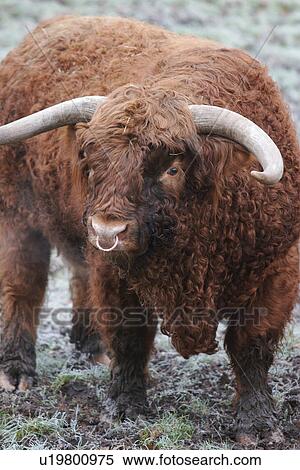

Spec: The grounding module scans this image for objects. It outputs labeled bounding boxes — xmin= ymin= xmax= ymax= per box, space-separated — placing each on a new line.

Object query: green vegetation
xmin=139 ymin=412 xmax=195 ymax=449
xmin=52 ymin=366 xmax=110 ymax=393
xmin=0 ymin=411 xmax=68 ymax=449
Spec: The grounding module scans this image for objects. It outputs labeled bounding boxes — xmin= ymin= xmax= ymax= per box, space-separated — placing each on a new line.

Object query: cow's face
xmin=84 ymin=143 xmax=193 ymax=257
xmin=74 ymin=86 xmax=198 ymax=258
xmin=88 ymin=149 xmax=192 ymax=255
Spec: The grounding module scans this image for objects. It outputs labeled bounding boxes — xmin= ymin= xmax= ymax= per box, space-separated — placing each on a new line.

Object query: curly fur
xmin=0 ymin=16 xmax=299 ymax=430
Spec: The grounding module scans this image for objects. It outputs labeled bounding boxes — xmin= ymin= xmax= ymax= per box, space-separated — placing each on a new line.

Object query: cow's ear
xmin=194 ymin=136 xmax=258 ymax=182
xmin=191 ymin=136 xmax=260 ymax=205
xmin=62 ymin=125 xmax=79 ymax=161
xmin=63 ymin=125 xmax=89 ymax=203
xmin=223 ymin=146 xmax=258 ymax=178
xmin=73 ymin=122 xmax=89 ymax=151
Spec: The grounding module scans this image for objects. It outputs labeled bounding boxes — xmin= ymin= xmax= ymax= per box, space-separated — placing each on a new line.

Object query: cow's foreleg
xmin=90 ymin=261 xmax=157 ymax=418
xmin=225 ymin=246 xmax=298 ymax=445
xmin=225 ymin=326 xmax=279 ymax=445
xmin=0 ymin=229 xmax=50 ymax=391
xmin=107 ymin=294 xmax=157 ymax=419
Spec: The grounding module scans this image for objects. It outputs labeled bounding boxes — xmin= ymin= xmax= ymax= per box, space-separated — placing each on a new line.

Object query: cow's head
xmin=0 ymin=85 xmax=284 ymax=259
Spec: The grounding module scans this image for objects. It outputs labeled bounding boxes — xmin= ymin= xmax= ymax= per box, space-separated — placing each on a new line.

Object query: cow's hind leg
xmin=0 ymin=228 xmax=50 ymax=391
xmin=70 ymin=269 xmax=109 ymax=364
xmin=225 ymin=246 xmax=299 ymax=445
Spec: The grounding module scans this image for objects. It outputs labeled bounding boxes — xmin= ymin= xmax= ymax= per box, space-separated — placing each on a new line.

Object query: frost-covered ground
xmin=0 ymin=0 xmax=299 ymax=450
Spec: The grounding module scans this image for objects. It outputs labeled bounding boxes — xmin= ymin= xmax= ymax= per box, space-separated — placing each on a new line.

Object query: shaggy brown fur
xmin=0 ymin=16 xmax=299 ymax=441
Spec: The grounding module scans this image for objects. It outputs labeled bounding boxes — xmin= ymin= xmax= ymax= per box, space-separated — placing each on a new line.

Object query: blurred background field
xmin=0 ymin=0 xmax=300 ymax=130
xmin=0 ymin=0 xmax=299 ymax=450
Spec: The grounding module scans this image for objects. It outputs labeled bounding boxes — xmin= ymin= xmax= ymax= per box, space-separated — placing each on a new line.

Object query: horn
xmin=0 ymin=96 xmax=283 ymax=185
xmin=189 ymin=104 xmax=283 ymax=185
xmin=0 ymin=96 xmax=106 ymax=145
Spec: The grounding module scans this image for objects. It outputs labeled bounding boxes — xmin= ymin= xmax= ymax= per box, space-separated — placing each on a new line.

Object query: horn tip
xmin=251 ymin=170 xmax=282 ymax=185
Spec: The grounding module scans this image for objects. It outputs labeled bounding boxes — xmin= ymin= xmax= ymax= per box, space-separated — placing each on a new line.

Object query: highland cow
xmin=0 ymin=16 xmax=299 ymax=444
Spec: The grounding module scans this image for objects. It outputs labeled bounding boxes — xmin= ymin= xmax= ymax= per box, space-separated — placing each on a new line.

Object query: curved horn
xmin=0 ymin=96 xmax=106 ymax=145
xmin=189 ymin=104 xmax=283 ymax=185
xmin=0 ymin=96 xmax=283 ymax=185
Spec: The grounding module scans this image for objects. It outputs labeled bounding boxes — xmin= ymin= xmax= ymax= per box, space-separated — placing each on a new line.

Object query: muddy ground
xmin=0 ymin=0 xmax=299 ymax=450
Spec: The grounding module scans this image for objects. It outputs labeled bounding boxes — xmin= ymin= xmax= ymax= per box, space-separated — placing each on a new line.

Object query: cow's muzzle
xmin=88 ymin=214 xmax=141 ymax=253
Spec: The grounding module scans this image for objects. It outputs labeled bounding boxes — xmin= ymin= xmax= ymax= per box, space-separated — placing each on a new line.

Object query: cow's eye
xmin=79 ymin=149 xmax=87 ymax=160
xmin=88 ymin=168 xmax=94 ymax=179
xmin=166 ymin=167 xmax=178 ymax=176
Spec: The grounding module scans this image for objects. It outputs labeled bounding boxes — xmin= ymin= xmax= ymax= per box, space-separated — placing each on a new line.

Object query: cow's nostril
xmin=91 ymin=216 xmax=130 ymax=250
xmin=117 ymin=223 xmax=128 ymax=238
xmin=89 ymin=215 xmax=142 ymax=253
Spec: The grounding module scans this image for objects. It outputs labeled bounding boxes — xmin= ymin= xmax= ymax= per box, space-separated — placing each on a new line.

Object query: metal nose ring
xmin=96 ymin=236 xmax=119 ymax=252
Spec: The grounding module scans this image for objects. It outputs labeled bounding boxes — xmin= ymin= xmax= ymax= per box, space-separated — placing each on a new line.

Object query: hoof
xmin=70 ymin=326 xmax=107 ymax=358
xmin=236 ymin=427 xmax=284 ymax=447
xmin=0 ymin=370 xmax=35 ymax=392
xmin=235 ymin=391 xmax=278 ymax=446
xmin=264 ymin=428 xmax=285 ymax=445
xmin=89 ymin=352 xmax=111 ymax=366
xmin=236 ymin=432 xmax=258 ymax=447
xmin=108 ymin=393 xmax=148 ymax=421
